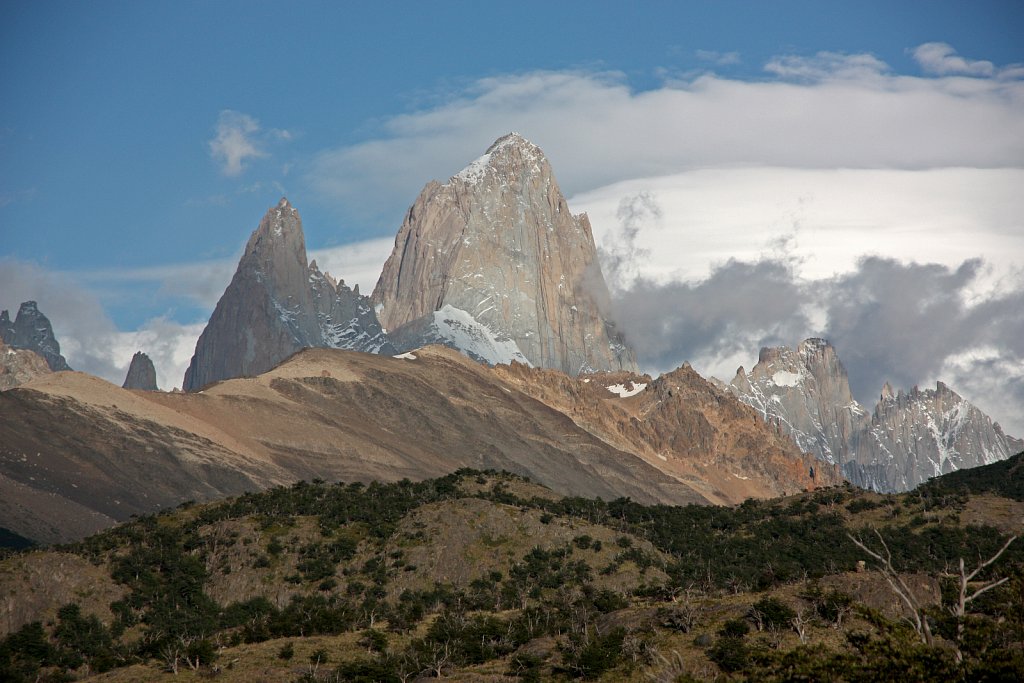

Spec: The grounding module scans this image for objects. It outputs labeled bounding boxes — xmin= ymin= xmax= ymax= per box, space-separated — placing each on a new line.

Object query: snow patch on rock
xmin=771 ymin=370 xmax=802 ymax=387
xmin=606 ymin=382 xmax=647 ymax=398
xmin=431 ymin=305 xmax=531 ymax=367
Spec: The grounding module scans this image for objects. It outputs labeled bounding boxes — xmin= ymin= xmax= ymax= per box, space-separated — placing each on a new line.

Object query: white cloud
xmin=912 ymin=42 xmax=995 ymax=77
xmin=208 ymin=110 xmax=292 ymax=177
xmin=309 ymin=237 xmax=395 ymax=294
xmin=104 ymin=318 xmax=207 ymax=391
xmin=764 ymin=51 xmax=890 ymax=81
xmin=307 ymin=57 xmax=1024 ymax=225
xmin=209 ymin=110 xmax=265 ymax=176
xmin=77 ymin=258 xmax=237 ymax=310
xmin=572 ymin=167 xmax=1024 ymax=287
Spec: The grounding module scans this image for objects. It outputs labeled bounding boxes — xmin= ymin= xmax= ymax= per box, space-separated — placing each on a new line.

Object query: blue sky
xmin=2 ymin=1 xmax=1023 ymax=433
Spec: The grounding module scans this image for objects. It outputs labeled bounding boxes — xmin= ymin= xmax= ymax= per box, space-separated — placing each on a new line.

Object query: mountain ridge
xmin=182 ymin=198 xmax=393 ymax=391
xmin=726 ymin=337 xmax=1020 ymax=492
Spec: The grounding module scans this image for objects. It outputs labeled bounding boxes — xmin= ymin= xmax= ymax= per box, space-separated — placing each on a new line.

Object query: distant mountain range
xmin=724 ymin=338 xmax=1022 ymax=492
xmin=1 ymin=134 xmax=1018 ymax=544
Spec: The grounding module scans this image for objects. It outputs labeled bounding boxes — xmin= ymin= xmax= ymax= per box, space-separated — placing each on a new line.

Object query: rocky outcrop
xmin=0 ymin=301 xmax=70 ymax=371
xmin=122 ymin=351 xmax=158 ymax=390
xmin=0 ymin=340 xmax=52 ymax=391
xmin=372 ymin=133 xmax=636 ymax=375
xmin=848 ymin=382 xmax=1022 ymax=492
xmin=727 ymin=338 xmax=1020 ymax=492
xmin=728 ymin=339 xmax=868 ymax=466
xmin=182 ymin=198 xmax=394 ymax=391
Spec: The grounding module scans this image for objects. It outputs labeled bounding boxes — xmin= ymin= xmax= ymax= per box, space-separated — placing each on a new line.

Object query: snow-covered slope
xmin=387 ymin=304 xmax=532 ymax=367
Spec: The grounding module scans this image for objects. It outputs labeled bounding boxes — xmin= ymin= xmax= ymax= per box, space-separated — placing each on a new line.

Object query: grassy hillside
xmin=1 ymin=468 xmax=1022 ymax=681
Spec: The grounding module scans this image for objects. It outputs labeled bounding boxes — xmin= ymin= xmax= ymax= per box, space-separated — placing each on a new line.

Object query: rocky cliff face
xmin=0 ymin=340 xmax=52 ymax=391
xmin=727 ymin=338 xmax=1020 ymax=492
xmin=372 ymin=133 xmax=636 ymax=375
xmin=183 ymin=198 xmax=394 ymax=391
xmin=0 ymin=301 xmax=71 ymax=372
xmin=849 ymin=382 xmax=1023 ymax=492
xmin=728 ymin=339 xmax=868 ymax=466
xmin=122 ymin=351 xmax=158 ymax=390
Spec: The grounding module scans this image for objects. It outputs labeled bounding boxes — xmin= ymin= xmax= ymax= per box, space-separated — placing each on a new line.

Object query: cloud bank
xmin=597 ymin=199 xmax=1024 ymax=437
xmin=308 ymin=48 xmax=1024 ymax=227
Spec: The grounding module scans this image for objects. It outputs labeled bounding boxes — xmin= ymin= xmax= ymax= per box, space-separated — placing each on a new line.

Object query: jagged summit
xmin=182 ymin=199 xmax=393 ymax=391
xmin=122 ymin=351 xmax=158 ymax=391
xmin=729 ymin=338 xmax=863 ymax=466
xmin=0 ymin=301 xmax=70 ymax=372
xmin=852 ymin=379 xmax=1022 ymax=491
xmin=727 ymin=337 xmax=1020 ymax=492
xmin=373 ymin=134 xmax=637 ymax=375
xmin=450 ymin=132 xmax=545 ymax=186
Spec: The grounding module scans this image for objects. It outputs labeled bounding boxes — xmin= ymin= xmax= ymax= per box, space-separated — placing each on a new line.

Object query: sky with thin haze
xmin=1 ymin=1 xmax=1023 ymax=434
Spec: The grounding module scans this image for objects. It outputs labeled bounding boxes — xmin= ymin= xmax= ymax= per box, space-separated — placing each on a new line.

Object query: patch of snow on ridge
xmin=771 ymin=370 xmax=802 ymax=387
xmin=431 ymin=305 xmax=531 ymax=367
xmin=606 ymin=382 xmax=647 ymax=398
xmin=453 ymin=153 xmax=492 ymax=185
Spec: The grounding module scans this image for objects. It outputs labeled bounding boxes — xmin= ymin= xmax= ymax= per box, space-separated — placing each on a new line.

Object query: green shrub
xmin=751 ymin=596 xmax=796 ymax=630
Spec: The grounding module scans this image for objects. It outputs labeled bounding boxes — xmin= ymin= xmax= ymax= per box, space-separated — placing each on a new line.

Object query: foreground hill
xmin=0 ymin=344 xmax=837 ymax=545
xmin=1 ymin=465 xmax=1021 ymax=681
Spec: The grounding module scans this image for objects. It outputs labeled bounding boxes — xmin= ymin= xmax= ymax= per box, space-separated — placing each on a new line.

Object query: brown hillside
xmin=1 ymin=346 xmax=708 ymax=543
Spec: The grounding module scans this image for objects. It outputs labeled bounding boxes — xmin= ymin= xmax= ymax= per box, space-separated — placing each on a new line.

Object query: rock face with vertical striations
xmin=182 ymin=198 xmax=394 ymax=391
xmin=122 ymin=351 xmax=158 ymax=390
xmin=727 ymin=338 xmax=1021 ymax=492
xmin=0 ymin=301 xmax=71 ymax=372
xmin=849 ymin=381 xmax=1023 ymax=492
xmin=727 ymin=339 xmax=868 ymax=467
xmin=372 ymin=133 xmax=636 ymax=375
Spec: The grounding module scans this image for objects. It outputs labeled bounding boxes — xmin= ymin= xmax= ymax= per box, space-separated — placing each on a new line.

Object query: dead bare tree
xmin=947 ymin=535 xmax=1017 ymax=663
xmin=847 ymin=529 xmax=934 ymax=645
xmin=428 ymin=640 xmax=454 ymax=679
xmin=791 ymin=607 xmax=811 ymax=644
xmin=160 ymin=642 xmax=181 ymax=674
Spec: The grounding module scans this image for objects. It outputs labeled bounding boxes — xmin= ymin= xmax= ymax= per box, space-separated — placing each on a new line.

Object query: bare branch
xmin=965 ymin=535 xmax=1017 ymax=585
xmin=848 ymin=530 xmax=933 ymax=645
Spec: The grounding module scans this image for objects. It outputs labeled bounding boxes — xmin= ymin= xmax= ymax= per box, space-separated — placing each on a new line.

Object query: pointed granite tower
xmin=372 ymin=133 xmax=636 ymax=374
